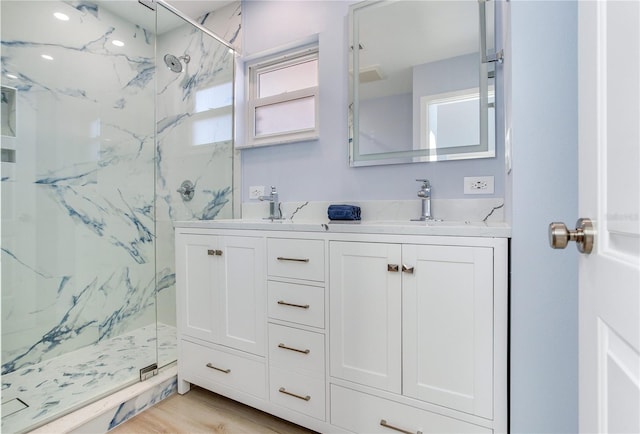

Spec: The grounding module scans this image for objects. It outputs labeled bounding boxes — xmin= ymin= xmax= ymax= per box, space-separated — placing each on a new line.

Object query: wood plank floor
xmin=109 ymin=386 xmax=318 ymax=434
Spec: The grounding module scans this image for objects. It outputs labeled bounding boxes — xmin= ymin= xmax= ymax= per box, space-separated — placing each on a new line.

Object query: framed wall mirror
xmin=348 ymin=0 xmax=497 ymax=166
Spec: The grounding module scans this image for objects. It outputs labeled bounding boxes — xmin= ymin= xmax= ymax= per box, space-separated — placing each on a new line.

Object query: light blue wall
xmin=509 ymin=1 xmax=579 ymax=432
xmin=240 ymin=0 xmax=504 ymax=203
xmin=360 ymin=93 xmax=412 ymax=154
xmin=240 ymin=1 xmax=580 ymax=432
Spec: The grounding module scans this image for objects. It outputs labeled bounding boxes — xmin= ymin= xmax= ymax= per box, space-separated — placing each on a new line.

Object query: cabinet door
xmin=216 ymin=236 xmax=266 ymax=356
xmin=175 ymin=232 xmax=219 ymax=342
xmin=402 ymin=244 xmax=494 ymax=419
xmin=330 ymin=241 xmax=402 ymax=393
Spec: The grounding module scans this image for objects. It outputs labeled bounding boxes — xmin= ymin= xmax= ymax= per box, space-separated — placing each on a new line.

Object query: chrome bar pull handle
xmin=277 ymin=300 xmax=310 ymax=309
xmin=402 ymin=264 xmax=414 ymax=274
xmin=206 ymin=363 xmax=230 ymax=374
xmin=278 ymin=343 xmax=310 ymax=354
xmin=277 ymin=256 xmax=310 ymax=263
xmin=380 ymin=419 xmax=423 ymax=434
xmin=388 ymin=264 xmax=399 ymax=272
xmin=278 ymin=387 xmax=310 ymax=401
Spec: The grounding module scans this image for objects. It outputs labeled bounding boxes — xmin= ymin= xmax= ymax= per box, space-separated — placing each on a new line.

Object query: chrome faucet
xmin=259 ymin=186 xmax=282 ymax=220
xmin=413 ymin=179 xmax=433 ymax=221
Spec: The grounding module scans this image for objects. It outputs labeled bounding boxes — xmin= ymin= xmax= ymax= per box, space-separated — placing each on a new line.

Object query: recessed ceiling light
xmin=53 ymin=12 xmax=69 ymax=21
xmin=41 ymin=54 xmax=54 ymax=60
xmin=112 ymin=40 xmax=125 ymax=47
xmin=6 ymin=73 xmax=17 ymax=79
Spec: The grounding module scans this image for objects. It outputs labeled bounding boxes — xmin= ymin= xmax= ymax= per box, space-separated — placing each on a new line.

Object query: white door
xmin=578 ymin=1 xmax=640 ymax=432
xmin=175 ymin=232 xmax=219 ymax=342
xmin=402 ymin=244 xmax=493 ymax=419
xmin=329 ymin=241 xmax=402 ymax=393
xmin=216 ymin=236 xmax=266 ymax=356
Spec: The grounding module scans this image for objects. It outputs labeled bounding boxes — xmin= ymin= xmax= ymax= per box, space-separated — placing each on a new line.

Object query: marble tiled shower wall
xmin=1 ymin=1 xmax=158 ymax=376
xmin=1 ymin=0 xmax=240 ymax=381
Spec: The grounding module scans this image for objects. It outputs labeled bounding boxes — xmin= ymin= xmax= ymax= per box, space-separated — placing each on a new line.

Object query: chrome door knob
xmin=549 ymin=218 xmax=595 ymax=254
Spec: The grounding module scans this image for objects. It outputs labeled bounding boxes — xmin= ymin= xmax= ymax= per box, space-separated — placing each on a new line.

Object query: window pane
xmin=258 ymin=60 xmax=318 ymax=98
xmin=192 ymin=114 xmax=233 ymax=146
xmin=428 ymin=96 xmax=479 ymax=149
xmin=195 ymin=82 xmax=233 ymax=113
xmin=255 ymin=96 xmax=315 ymax=136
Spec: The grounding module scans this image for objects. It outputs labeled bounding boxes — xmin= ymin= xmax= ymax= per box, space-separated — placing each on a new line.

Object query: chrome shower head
xmin=163 ymin=53 xmax=190 ymax=73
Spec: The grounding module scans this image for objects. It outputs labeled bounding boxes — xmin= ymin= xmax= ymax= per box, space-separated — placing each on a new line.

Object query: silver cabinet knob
xmin=549 ymin=218 xmax=595 ymax=254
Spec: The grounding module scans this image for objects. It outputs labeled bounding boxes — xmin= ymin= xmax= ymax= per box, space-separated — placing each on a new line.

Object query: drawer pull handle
xmin=206 ymin=363 xmax=230 ymax=374
xmin=388 ymin=264 xmax=399 ymax=272
xmin=207 ymin=249 xmax=223 ymax=256
xmin=277 ymin=256 xmax=310 ymax=263
xmin=380 ymin=419 xmax=423 ymax=434
xmin=402 ymin=264 xmax=414 ymax=274
xmin=277 ymin=300 xmax=310 ymax=309
xmin=278 ymin=343 xmax=310 ymax=354
xmin=278 ymin=387 xmax=310 ymax=401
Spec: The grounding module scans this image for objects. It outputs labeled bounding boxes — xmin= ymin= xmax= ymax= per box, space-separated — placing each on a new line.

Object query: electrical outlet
xmin=464 ymin=176 xmax=495 ymax=195
xmin=249 ymin=185 xmax=265 ymax=199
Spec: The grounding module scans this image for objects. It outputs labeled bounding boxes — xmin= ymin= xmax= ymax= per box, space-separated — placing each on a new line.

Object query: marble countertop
xmin=174 ymin=218 xmax=511 ymax=238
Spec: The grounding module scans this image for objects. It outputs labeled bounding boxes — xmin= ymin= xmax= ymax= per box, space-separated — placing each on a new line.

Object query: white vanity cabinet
xmin=329 ymin=236 xmax=507 ymax=433
xmin=175 ymin=222 xmax=508 ymax=434
xmin=330 ymin=241 xmax=494 ymax=413
xmin=175 ymin=230 xmax=266 ymax=398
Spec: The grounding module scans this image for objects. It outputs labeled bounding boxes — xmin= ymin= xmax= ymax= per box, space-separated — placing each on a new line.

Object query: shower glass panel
xmin=154 ymin=1 xmax=236 ymax=360
xmin=0 ymin=2 xmax=159 ymax=432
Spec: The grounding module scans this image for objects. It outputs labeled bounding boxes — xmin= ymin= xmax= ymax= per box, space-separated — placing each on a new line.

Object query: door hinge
xmin=483 ymin=49 xmax=504 ymax=64
xmin=140 ymin=363 xmax=158 ymax=381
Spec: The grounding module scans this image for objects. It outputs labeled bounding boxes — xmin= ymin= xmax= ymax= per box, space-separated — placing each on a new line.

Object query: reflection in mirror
xmin=349 ymin=0 xmax=497 ymax=166
xmin=1 ymin=86 xmax=16 ymax=137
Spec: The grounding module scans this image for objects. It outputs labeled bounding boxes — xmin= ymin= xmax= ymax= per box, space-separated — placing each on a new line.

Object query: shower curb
xmin=28 ymin=365 xmax=177 ymax=434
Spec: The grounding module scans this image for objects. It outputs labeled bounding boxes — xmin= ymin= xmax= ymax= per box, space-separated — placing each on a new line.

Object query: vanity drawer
xmin=331 ymin=385 xmax=491 ymax=434
xmin=180 ymin=339 xmax=266 ymax=399
xmin=268 ymin=280 xmax=324 ymax=328
xmin=270 ymin=366 xmax=326 ymax=420
xmin=267 ymin=238 xmax=324 ymax=282
xmin=268 ymin=323 xmax=325 ymax=377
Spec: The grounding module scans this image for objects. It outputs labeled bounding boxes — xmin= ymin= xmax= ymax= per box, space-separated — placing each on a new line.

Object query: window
xmin=419 ymin=88 xmax=495 ymax=153
xmin=246 ymin=46 xmax=319 ymax=147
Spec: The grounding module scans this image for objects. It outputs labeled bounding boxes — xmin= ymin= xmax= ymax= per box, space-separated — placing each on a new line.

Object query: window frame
xmin=245 ymin=46 xmax=319 ymax=148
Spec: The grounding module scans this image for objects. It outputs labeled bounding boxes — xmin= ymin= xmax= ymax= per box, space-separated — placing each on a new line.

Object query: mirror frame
xmin=348 ymin=0 xmax=496 ymax=167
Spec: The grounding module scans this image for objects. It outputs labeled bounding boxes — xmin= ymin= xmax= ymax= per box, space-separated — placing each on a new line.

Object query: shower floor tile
xmin=1 ymin=323 xmax=176 ymax=434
